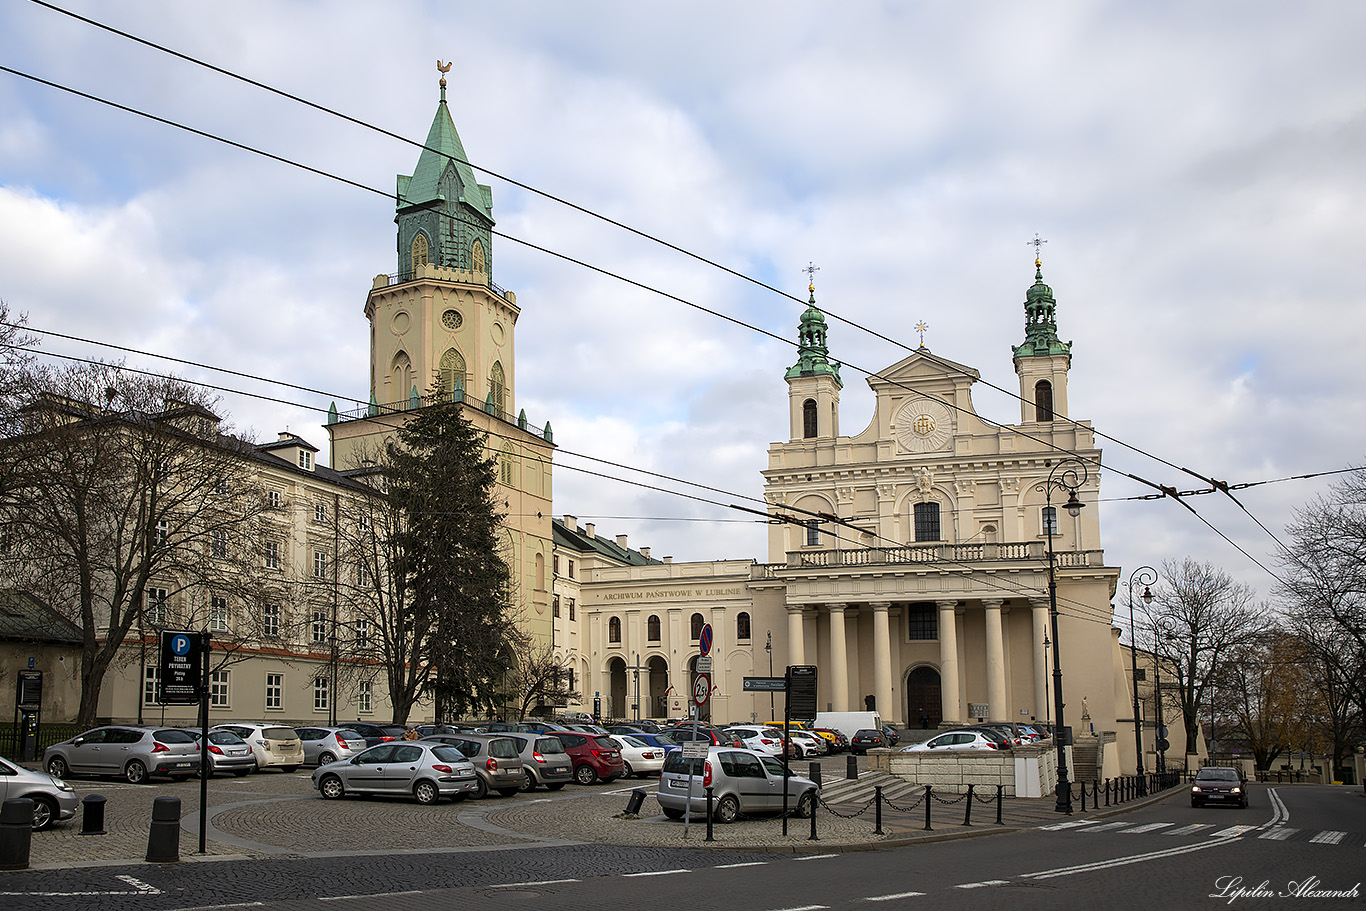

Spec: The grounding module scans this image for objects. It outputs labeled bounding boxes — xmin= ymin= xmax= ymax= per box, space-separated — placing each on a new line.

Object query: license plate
xmin=174 ymin=762 xmax=193 ymax=768
xmin=668 ymin=778 xmax=689 ymax=789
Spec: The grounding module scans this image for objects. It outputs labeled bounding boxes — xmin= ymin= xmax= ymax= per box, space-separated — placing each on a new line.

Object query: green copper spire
xmin=785 ymin=284 xmax=843 ymax=383
xmin=1011 ymin=257 xmax=1072 ymax=358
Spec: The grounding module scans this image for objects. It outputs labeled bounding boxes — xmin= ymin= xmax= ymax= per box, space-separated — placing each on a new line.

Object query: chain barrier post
xmin=1079 ymin=780 xmax=1087 ymax=812
xmin=874 ymin=785 xmax=884 ymax=835
xmin=995 ymin=784 xmax=1003 ymax=824
xmin=704 ymin=787 xmax=714 ymax=843
xmin=923 ymin=785 xmax=933 ymax=831
xmin=963 ymin=784 xmax=974 ymax=826
xmin=809 ymin=791 xmax=818 ymax=841
xmin=1094 ymin=779 xmax=1100 ymax=805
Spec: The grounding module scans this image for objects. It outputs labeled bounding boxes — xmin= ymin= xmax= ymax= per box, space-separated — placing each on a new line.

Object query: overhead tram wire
xmin=19 ymin=1 xmax=1290 ymax=521
xmin=0 ymin=336 xmax=1118 ymax=625
xmin=0 ymin=63 xmax=1287 ymax=584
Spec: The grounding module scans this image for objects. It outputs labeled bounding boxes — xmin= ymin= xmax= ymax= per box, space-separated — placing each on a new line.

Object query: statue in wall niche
xmin=1081 ymin=696 xmax=1090 ymax=721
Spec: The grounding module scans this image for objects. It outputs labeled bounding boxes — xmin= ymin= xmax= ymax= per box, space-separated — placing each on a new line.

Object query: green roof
xmin=399 ymin=85 xmax=493 ymax=221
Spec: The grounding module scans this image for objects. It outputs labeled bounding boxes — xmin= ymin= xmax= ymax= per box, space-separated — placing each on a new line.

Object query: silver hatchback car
xmin=312 ymin=741 xmax=479 ymax=804
xmin=656 ymin=746 xmax=818 ymax=823
xmin=0 ymin=755 xmax=78 ymax=829
xmin=295 ymin=726 xmax=368 ymax=766
xmin=504 ymin=732 xmax=573 ymax=791
xmin=44 ymin=725 xmax=201 ymax=784
xmin=420 ymin=734 xmax=524 ymax=798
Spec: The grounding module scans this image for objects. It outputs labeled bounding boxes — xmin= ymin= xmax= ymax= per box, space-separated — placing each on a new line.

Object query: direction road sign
xmin=742 ymin=677 xmax=787 ymax=692
xmin=699 ymin=623 xmax=713 ymax=657
xmin=696 ymin=656 xmax=713 ymax=674
xmin=693 ymin=673 xmax=711 ymax=706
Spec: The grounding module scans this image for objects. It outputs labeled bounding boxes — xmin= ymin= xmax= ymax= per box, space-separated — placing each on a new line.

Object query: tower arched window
xmin=608 ymin=617 xmax=621 ymax=643
xmin=647 ymin=615 xmax=661 ymax=642
xmin=802 ymin=398 xmax=818 ymax=438
xmin=489 ymin=361 xmax=507 ymax=415
xmin=471 ymin=239 xmax=486 ymax=275
xmin=410 ymin=233 xmax=429 ymax=273
xmin=1034 ymin=380 xmax=1054 ymax=422
xmin=690 ymin=613 xmax=704 ymax=640
xmin=913 ymin=501 xmax=941 ymax=543
xmin=438 ymin=348 xmax=467 ymax=400
xmin=500 ymin=444 xmax=514 ymax=485
xmin=736 ymin=612 xmax=751 ymax=640
xmin=390 ymin=352 xmax=412 ymax=407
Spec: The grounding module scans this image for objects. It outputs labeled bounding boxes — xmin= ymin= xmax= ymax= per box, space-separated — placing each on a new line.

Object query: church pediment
xmin=867 ymin=349 xmax=979 ymax=393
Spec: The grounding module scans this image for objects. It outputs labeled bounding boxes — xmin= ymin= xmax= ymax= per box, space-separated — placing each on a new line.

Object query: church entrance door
xmin=906 ymin=666 xmax=942 ymax=730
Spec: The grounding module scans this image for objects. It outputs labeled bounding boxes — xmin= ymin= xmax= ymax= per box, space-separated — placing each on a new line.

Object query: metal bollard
xmin=923 ymin=785 xmax=933 ymax=831
xmin=1094 ymin=779 xmax=1101 ymax=804
xmin=0 ymin=799 xmax=34 ymax=871
xmin=704 ymin=787 xmax=714 ymax=843
xmin=1080 ymin=780 xmax=1087 ymax=812
xmin=808 ymin=761 xmax=822 ymax=788
xmin=624 ymin=788 xmax=646 ymax=815
xmin=808 ymin=790 xmax=818 ymax=841
xmin=80 ymin=794 xmax=107 ymax=836
xmin=874 ymin=785 xmax=884 ymax=835
xmin=995 ymin=784 xmax=1003 ymax=824
xmin=146 ymin=796 xmax=181 ymax=863
xmin=963 ymin=784 xmax=974 ymax=826
xmin=846 ymin=754 xmax=859 ymax=780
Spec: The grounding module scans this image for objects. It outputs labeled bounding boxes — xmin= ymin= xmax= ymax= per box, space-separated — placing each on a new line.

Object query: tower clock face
xmin=895 ymin=400 xmax=953 ymax=453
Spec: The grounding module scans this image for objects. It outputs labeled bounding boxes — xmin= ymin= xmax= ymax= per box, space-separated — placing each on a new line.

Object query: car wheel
xmin=622 ymin=761 xmax=635 ymax=778
xmin=519 ymin=770 xmax=537 ymax=792
xmin=546 ymin=783 xmax=566 ymax=791
xmin=713 ymin=794 xmax=740 ymax=824
xmin=574 ymin=764 xmax=598 ymax=785
xmin=414 ymin=779 xmax=439 ymax=805
xmin=497 ymin=788 xmax=520 ymax=798
xmin=474 ymin=776 xmax=489 ymax=799
xmin=318 ymin=752 xmax=336 ymax=766
xmin=124 ymin=760 xmax=148 ymax=784
xmin=663 ymin=807 xmax=684 ymax=820
xmin=796 ymin=790 xmax=816 ymax=819
xmin=46 ymin=756 xmax=68 ymax=779
xmin=319 ymin=774 xmax=345 ymax=800
xmin=31 ymin=796 xmax=57 ymax=831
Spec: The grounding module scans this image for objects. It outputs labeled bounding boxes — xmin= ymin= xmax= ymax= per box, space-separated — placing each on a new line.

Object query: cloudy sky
xmin=2 ymin=1 xmax=1363 ymax=611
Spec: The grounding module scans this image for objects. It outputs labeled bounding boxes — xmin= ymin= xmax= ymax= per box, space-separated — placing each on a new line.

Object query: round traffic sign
xmin=693 ymin=673 xmax=711 ymax=706
xmin=699 ymin=623 xmax=713 ymax=656
xmin=171 ymin=634 xmax=192 ymax=656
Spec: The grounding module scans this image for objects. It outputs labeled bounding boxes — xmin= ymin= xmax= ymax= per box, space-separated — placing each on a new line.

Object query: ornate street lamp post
xmin=1151 ymin=618 xmax=1175 ymax=775
xmin=1036 ymin=458 xmax=1088 ymax=814
xmin=765 ymin=631 xmax=774 ymax=720
xmin=1127 ymin=566 xmax=1157 ymax=790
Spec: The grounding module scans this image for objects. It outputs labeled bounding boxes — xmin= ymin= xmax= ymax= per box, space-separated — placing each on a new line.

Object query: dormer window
xmin=298 ymin=450 xmax=313 ymax=470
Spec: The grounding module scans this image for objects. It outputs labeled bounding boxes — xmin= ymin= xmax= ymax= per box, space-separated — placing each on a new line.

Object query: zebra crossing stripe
xmin=1041 ymin=820 xmax=1098 ymax=830
xmin=1309 ymin=830 xmax=1346 ymax=844
xmin=1163 ymin=824 xmax=1214 ymax=836
xmin=1209 ymin=825 xmax=1257 ymax=838
xmin=1258 ymin=828 xmax=1298 ymax=841
xmin=1083 ymin=822 xmax=1134 ymax=832
xmin=1122 ymin=823 xmax=1174 ymax=833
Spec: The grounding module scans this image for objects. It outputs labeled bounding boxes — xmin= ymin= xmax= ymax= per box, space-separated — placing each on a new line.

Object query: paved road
xmin=5 ymin=770 xmax=1361 ymax=910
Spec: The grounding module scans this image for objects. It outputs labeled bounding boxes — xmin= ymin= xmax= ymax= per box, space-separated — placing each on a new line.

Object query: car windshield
xmin=591 ymin=736 xmax=617 ymax=750
xmin=663 ymin=753 xmax=705 ymax=775
xmin=651 ymin=734 xmax=677 ymax=746
xmin=263 ymin=727 xmax=297 ymax=740
xmin=154 ymin=729 xmax=196 ymax=744
xmin=206 ymin=731 xmax=242 ymax=745
xmin=534 ymin=737 xmax=566 ymax=754
xmin=1197 ymin=768 xmax=1240 ymax=781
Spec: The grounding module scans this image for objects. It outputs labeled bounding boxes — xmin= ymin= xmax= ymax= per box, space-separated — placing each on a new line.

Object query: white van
xmin=813 ymin=711 xmax=882 ymax=742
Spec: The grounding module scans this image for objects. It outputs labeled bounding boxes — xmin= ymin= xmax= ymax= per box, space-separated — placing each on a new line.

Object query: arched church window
xmin=690 ymin=613 xmax=704 ymax=640
xmin=489 ymin=361 xmax=507 ymax=415
xmin=410 ymin=233 xmax=429 ymax=273
xmin=471 ymin=239 xmax=486 ymax=275
xmin=802 ymin=399 xmax=818 ymax=438
xmin=438 ymin=348 xmax=466 ymax=400
xmin=390 ymin=352 xmax=412 ymax=408
xmin=608 ymin=617 xmax=622 ymax=643
xmin=1034 ymin=380 xmax=1054 ymax=422
xmin=647 ymin=615 xmax=661 ymax=642
xmin=501 ymin=444 xmax=514 ymax=485
xmin=736 ymin=612 xmax=751 ymax=640
xmin=913 ymin=501 xmax=941 ymax=543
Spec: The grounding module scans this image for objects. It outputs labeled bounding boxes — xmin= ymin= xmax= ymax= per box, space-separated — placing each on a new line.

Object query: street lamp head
xmin=1142 ymin=585 xmax=1153 ymax=605
xmin=1064 ymin=490 xmax=1084 ymax=517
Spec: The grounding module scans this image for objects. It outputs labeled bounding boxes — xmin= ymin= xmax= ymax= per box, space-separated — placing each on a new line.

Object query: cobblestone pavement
xmin=9 ymin=757 xmax=1184 ymax=869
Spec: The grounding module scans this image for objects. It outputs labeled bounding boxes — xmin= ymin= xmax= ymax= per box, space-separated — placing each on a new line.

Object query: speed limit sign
xmin=693 ymin=673 xmax=711 ymax=707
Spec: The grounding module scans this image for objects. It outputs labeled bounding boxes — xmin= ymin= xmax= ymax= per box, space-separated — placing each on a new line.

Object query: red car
xmin=550 ymin=732 xmax=624 ymax=785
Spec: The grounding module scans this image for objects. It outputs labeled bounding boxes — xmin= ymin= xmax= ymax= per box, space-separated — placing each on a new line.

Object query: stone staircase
xmin=1071 ymin=739 xmax=1101 ymax=783
xmin=817 ymin=769 xmax=924 ymax=807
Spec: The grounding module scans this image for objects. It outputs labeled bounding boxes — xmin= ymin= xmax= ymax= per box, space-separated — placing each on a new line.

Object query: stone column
xmin=1032 ymin=600 xmax=1050 ymax=725
xmin=871 ymin=602 xmax=893 ymax=720
xmin=983 ymin=599 xmax=1007 ymax=722
xmin=828 ymin=603 xmax=849 ymax=712
xmin=937 ymin=600 xmax=961 ymax=725
xmin=787 ymin=605 xmax=805 ymax=666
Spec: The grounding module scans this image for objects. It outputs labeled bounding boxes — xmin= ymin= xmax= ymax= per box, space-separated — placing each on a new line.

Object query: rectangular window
xmin=262 ymin=603 xmax=281 ymax=639
xmin=358 ymin=513 xmax=371 ymax=533
xmin=553 ymin=595 xmax=561 ymax=618
xmin=210 ymin=670 xmax=230 ymax=708
xmin=312 ymin=610 xmax=329 ymax=645
xmin=357 ymin=681 xmax=373 ymax=715
xmin=210 ymin=528 xmax=228 ymax=559
xmin=568 ymin=559 xmax=575 ymax=579
xmin=1042 ymin=505 xmax=1058 ymax=536
xmin=209 ymin=596 xmax=229 ymax=632
xmin=553 ymin=555 xmax=560 ymax=575
xmin=155 ymin=519 xmax=169 ymax=547
xmin=143 ymin=665 xmax=163 ymax=706
xmin=907 ymin=603 xmax=938 ymax=640
xmin=145 ymin=587 xmax=168 ymax=626
xmin=264 ymin=539 xmax=280 ymax=570
xmin=913 ymin=501 xmax=941 ymax=542
xmin=265 ymin=673 xmax=283 ymax=711
xmin=568 ymin=598 xmax=576 ymax=621
xmin=298 ymin=450 xmax=313 ymax=470
xmin=0 ymin=525 xmax=11 ymax=555
xmin=267 ymin=489 xmax=281 ymax=508
xmin=214 ymin=478 xmax=230 ymax=496
xmin=354 ymin=617 xmax=370 ymax=648
xmin=314 ymin=676 xmax=330 ymax=712
xmin=356 ymin=561 xmax=370 ymax=587
xmin=314 ymin=503 xmax=327 ymax=524
xmin=805 ymin=519 xmax=821 ymax=547
xmin=313 ymin=550 xmax=328 ymax=579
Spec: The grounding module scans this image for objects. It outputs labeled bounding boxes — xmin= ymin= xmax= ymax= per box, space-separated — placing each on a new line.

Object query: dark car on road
xmin=1190 ymin=766 xmax=1249 ymax=808
xmin=850 ymin=728 xmax=887 ymax=755
xmin=344 ymin=722 xmax=406 ymax=748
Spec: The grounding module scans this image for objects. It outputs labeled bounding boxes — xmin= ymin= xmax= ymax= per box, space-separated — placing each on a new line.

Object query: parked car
xmin=549 ymin=731 xmax=624 ymax=785
xmin=312 ymin=741 xmax=479 ymax=804
xmin=850 ymin=729 xmax=888 ymax=755
xmin=517 ymin=721 xmax=573 ymax=734
xmin=343 ymin=722 xmax=406 ymax=748
xmin=881 ymin=725 xmax=901 ymax=746
xmin=901 ymin=729 xmax=1006 ymax=752
xmin=186 ymin=728 xmax=255 ymax=776
xmin=44 ymin=725 xmax=201 ymax=784
xmin=723 ymin=726 xmax=785 ymax=757
xmin=0 ymin=755 xmax=78 ymax=830
xmin=609 ymin=734 xmax=667 ymax=777
xmin=294 ymin=727 xmax=369 ymax=766
xmin=956 ymin=727 xmax=1013 ymax=750
xmin=1190 ymin=766 xmax=1249 ymax=808
xmin=421 ymin=734 xmax=525 ymax=798
xmin=632 ymin=732 xmax=680 ymax=756
xmin=789 ymin=730 xmax=828 ymax=757
xmin=811 ymin=728 xmax=849 ymax=753
xmin=211 ymin=723 xmax=304 ymax=772
xmin=505 ymin=732 xmax=573 ymax=791
xmin=656 ymin=747 xmax=819 ymax=823
xmin=667 ymin=727 xmax=745 ymax=748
